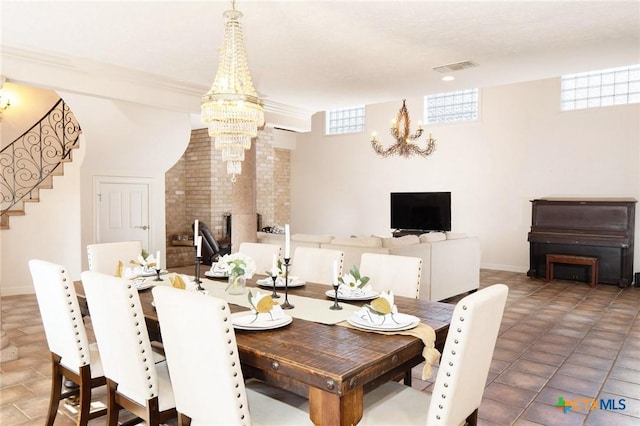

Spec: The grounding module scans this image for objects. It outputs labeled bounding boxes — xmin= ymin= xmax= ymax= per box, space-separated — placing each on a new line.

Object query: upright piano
xmin=528 ymin=198 xmax=636 ymax=287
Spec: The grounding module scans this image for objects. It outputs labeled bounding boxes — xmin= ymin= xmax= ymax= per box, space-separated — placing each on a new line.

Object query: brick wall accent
xmin=165 ymin=127 xmax=290 ymax=267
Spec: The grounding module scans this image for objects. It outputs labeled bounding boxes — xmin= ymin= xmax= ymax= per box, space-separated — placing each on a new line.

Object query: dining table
xmin=75 ymin=265 xmax=454 ymax=426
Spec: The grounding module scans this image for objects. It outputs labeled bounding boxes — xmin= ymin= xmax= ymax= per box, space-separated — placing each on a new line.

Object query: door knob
xmin=135 ymin=225 xmax=149 ymax=230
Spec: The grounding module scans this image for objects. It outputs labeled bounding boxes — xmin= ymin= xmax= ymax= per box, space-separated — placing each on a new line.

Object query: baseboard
xmin=0 ymin=286 xmax=35 ymax=297
xmin=481 ymin=263 xmax=528 ymax=273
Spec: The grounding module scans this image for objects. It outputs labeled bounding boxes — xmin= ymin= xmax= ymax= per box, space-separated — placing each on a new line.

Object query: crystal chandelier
xmin=201 ymin=0 xmax=264 ymax=182
xmin=371 ymin=100 xmax=436 ymax=158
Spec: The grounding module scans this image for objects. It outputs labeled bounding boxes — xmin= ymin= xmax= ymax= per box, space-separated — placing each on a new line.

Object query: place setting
xmin=325 ymin=265 xmax=379 ymax=301
xmin=346 ymin=291 xmax=420 ymax=332
xmin=231 ymin=289 xmax=292 ymax=331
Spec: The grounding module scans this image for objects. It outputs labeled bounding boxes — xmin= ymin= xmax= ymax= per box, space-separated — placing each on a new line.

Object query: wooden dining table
xmin=76 ymin=266 xmax=454 ymax=426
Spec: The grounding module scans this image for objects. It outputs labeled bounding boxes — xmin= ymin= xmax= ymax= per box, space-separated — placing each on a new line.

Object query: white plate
xmin=204 ymin=270 xmax=228 ymax=278
xmin=134 ymin=269 xmax=167 ymax=278
xmin=347 ymin=312 xmax=420 ymax=332
xmin=133 ymin=280 xmax=154 ymax=291
xmin=325 ymin=289 xmax=379 ymax=301
xmin=256 ymin=277 xmax=305 ymax=288
xmin=231 ymin=312 xmax=293 ymax=330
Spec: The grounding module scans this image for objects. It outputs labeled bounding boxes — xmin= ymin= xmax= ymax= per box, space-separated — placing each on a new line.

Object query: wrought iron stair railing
xmin=0 ymin=99 xmax=81 ymax=227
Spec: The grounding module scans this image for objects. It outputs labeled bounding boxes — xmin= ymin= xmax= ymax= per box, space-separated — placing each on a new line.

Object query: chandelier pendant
xmin=371 ymin=99 xmax=436 ymax=158
xmin=201 ymin=0 xmax=264 ymax=182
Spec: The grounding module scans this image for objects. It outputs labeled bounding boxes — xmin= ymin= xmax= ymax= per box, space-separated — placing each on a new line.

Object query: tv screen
xmin=390 ymin=192 xmax=451 ymax=232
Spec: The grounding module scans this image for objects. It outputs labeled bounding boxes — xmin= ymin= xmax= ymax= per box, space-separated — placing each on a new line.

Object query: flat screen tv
xmin=390 ymin=192 xmax=451 ymax=232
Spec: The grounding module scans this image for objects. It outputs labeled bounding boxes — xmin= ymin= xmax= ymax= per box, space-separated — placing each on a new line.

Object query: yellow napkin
xmin=115 ymin=260 xmax=123 ymax=278
xmin=170 ymin=274 xmax=186 ymax=289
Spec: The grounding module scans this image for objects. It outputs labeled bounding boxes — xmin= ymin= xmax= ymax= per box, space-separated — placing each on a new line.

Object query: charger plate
xmin=231 ymin=312 xmax=293 ymax=330
xmin=347 ymin=312 xmax=419 ymax=332
xmin=325 ymin=289 xmax=379 ymax=301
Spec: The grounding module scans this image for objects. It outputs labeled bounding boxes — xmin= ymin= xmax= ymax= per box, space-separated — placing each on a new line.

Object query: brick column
xmin=231 ymin=141 xmax=257 ymax=251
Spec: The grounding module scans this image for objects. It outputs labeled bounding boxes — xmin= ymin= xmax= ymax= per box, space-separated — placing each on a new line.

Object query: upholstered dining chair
xmin=86 ymin=241 xmax=142 ymax=275
xmin=28 ymin=259 xmax=107 ymax=426
xmin=359 ymin=284 xmax=509 ymax=426
xmin=238 ymin=242 xmax=281 ymax=275
xmin=80 ymin=271 xmax=176 ymax=426
xmin=152 ymin=286 xmax=310 ymax=425
xmin=290 ymin=247 xmax=344 ymax=285
xmin=359 ymin=252 xmax=423 ymax=298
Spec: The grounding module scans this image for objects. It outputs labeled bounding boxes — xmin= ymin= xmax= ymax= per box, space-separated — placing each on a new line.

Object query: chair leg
xmin=178 ymin=412 xmax=192 ymax=426
xmin=76 ymin=365 xmax=92 ymax=426
xmin=46 ymin=354 xmax=64 ymax=426
xmin=106 ymin=379 xmax=121 ymax=426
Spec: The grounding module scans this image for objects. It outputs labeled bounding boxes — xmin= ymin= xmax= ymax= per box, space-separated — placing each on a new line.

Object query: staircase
xmin=0 ymin=99 xmax=81 ymax=230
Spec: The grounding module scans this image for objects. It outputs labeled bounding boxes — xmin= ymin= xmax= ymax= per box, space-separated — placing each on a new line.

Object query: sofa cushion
xmin=292 ymin=233 xmax=334 ymax=244
xmin=382 ymin=234 xmax=420 ymax=248
xmin=419 ymin=232 xmax=446 ymax=243
xmin=329 ymin=237 xmax=383 ymax=248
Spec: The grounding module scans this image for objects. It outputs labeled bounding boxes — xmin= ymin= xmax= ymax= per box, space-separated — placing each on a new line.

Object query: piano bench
xmin=545 ymin=254 xmax=599 ymax=287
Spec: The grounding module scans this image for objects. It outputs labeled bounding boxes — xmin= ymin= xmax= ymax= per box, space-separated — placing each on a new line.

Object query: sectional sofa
xmin=256 ymin=231 xmax=480 ymax=302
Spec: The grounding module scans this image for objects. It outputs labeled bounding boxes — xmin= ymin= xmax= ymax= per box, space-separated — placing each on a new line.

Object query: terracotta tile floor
xmin=1 ymin=270 xmax=639 ymax=425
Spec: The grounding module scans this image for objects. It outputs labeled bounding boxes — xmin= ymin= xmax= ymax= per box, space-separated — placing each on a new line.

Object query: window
xmin=424 ymin=88 xmax=479 ymax=124
xmin=561 ymin=64 xmax=640 ymax=110
xmin=325 ymin=106 xmax=365 ymax=135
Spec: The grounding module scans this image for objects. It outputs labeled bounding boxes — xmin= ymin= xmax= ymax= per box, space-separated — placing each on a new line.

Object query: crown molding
xmin=1 ymin=45 xmax=312 ymax=130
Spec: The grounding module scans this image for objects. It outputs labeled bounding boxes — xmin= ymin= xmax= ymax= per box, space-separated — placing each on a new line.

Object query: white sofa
xmin=257 ymin=231 xmax=480 ymax=302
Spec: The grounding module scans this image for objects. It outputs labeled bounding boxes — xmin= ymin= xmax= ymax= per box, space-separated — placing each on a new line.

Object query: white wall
xmin=291 ymin=78 xmax=640 ymax=273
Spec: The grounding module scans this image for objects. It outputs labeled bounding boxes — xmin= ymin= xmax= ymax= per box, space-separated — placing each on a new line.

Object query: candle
xmin=333 ymin=260 xmax=338 ymax=286
xmin=284 ymin=224 xmax=291 ymax=258
xmin=156 ymin=251 xmax=161 ymax=270
xmin=194 ymin=219 xmax=199 ymax=245
xmin=196 ymin=236 xmax=202 ymax=257
xmin=271 ymin=253 xmax=278 ymax=276
xmin=371 ymin=131 xmax=377 ymax=141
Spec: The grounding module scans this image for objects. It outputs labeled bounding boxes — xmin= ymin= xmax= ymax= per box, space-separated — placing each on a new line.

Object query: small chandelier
xmin=371 ymin=100 xmax=436 ymax=158
xmin=201 ymin=0 xmax=264 ymax=182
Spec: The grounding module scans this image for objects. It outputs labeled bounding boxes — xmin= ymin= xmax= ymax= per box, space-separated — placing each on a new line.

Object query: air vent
xmin=432 ymin=61 xmax=478 ymax=73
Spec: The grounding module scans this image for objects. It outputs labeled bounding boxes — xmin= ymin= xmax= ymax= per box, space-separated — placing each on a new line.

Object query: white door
xmin=95 ymin=177 xmax=150 ymax=249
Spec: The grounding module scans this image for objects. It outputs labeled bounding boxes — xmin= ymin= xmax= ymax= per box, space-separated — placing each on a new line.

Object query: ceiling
xmin=2 ymin=1 xmax=639 ymax=118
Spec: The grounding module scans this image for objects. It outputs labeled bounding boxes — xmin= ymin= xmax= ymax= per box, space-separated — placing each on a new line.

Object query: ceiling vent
xmin=432 ymin=61 xmax=478 ymax=73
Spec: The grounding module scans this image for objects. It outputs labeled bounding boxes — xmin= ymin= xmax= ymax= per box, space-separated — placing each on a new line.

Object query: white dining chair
xmin=359 ymin=252 xmax=422 ymax=298
xmin=86 ymin=241 xmax=142 ymax=275
xmin=28 ymin=259 xmax=107 ymax=426
xmin=290 ymin=247 xmax=344 ymax=285
xmin=238 ymin=242 xmax=281 ymax=275
xmin=80 ymin=271 xmax=176 ymax=426
xmin=359 ymin=284 xmax=509 ymax=426
xmin=152 ymin=286 xmax=310 ymax=425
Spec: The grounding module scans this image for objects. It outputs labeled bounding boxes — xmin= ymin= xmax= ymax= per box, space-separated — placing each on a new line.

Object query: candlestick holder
xmin=194 ymin=256 xmax=204 ymax=291
xmin=281 ymin=258 xmax=294 ymax=309
xmin=153 ymin=267 xmax=162 ymax=282
xmin=270 ymin=273 xmax=280 ymax=298
xmin=330 ymin=280 xmax=342 ymax=310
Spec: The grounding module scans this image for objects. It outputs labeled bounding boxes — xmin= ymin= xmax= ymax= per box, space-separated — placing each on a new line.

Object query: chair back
xmin=428 ymin=284 xmax=509 ymax=425
xmin=291 ymin=247 xmax=344 ymax=285
xmin=152 ymin=286 xmax=252 ymax=425
xmin=81 ymin=271 xmax=158 ymax=406
xmin=238 ymin=242 xmax=281 ymax=275
xmin=86 ymin=241 xmax=142 ymax=275
xmin=359 ymin=253 xmax=422 ymax=298
xmin=28 ymin=259 xmax=91 ymax=372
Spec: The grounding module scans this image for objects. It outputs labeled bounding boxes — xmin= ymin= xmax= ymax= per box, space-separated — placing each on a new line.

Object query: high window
xmin=424 ymin=88 xmax=479 ymax=124
xmin=325 ymin=106 xmax=365 ymax=135
xmin=561 ymin=64 xmax=640 ymax=110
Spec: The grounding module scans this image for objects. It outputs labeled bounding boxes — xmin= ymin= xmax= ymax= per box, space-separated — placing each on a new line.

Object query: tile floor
xmin=1 ymin=270 xmax=639 ymax=425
